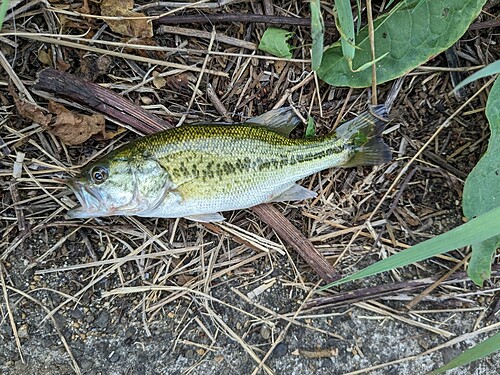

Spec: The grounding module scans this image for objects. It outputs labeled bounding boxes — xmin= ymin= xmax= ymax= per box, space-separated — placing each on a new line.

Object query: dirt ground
xmin=0 ymin=1 xmax=499 ymax=374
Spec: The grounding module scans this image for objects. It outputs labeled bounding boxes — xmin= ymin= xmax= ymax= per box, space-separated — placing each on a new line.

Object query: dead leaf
xmin=13 ymin=91 xmax=52 ymax=127
xmin=165 ymin=73 xmax=195 ymax=94
xmin=38 ymin=50 xmax=52 ymax=66
xmin=78 ymin=0 xmax=90 ymax=14
xmin=152 ymin=71 xmax=166 ymax=89
xmin=101 ymin=0 xmax=153 ymax=38
xmin=274 ymin=60 xmax=287 ymax=75
xmin=48 ymin=102 xmax=105 ymax=145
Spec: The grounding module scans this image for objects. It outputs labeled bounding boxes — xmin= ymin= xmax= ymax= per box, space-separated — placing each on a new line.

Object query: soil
xmin=0 ymin=1 xmax=499 ymax=375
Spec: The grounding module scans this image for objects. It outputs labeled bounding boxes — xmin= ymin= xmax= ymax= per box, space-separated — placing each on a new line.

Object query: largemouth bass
xmin=67 ymin=105 xmax=391 ymax=222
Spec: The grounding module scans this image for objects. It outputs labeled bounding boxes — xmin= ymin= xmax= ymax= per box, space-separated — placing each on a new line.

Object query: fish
xmin=66 ymin=105 xmax=391 ymax=222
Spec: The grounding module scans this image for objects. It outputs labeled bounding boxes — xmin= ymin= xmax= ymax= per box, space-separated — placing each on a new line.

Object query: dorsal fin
xmin=186 ymin=107 xmax=302 ymax=137
xmin=245 ymin=107 xmax=301 ymax=137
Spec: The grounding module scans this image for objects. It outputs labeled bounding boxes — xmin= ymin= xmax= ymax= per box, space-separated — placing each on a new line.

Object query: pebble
xmin=272 ymin=342 xmax=288 ymax=358
xmin=94 ymin=310 xmax=111 ymax=329
xmin=18 ymin=324 xmax=29 ymax=339
xmin=68 ymin=308 xmax=85 ymax=320
xmin=185 ymin=349 xmax=195 ymax=359
xmin=81 ymin=359 xmax=93 ymax=371
xmin=53 ymin=312 xmax=66 ymax=331
xmin=260 ymin=325 xmax=271 ymax=340
xmin=109 ymin=351 xmax=120 ymax=363
xmin=124 ymin=326 xmax=137 ymax=344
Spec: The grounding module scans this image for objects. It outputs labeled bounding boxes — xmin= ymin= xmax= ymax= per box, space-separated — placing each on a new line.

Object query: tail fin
xmin=337 ymin=105 xmax=392 ymax=167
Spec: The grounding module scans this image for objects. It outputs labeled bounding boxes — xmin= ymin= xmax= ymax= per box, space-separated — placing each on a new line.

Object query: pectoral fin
xmin=268 ymin=184 xmax=317 ymax=203
xmin=185 ymin=213 xmax=225 ymax=222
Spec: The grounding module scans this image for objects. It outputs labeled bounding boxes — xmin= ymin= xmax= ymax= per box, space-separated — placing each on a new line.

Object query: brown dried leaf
xmin=13 ymin=93 xmax=52 ymax=127
xmin=100 ymin=0 xmax=153 ymax=38
xmin=152 ymin=71 xmax=166 ymax=89
xmin=48 ymin=102 xmax=105 ymax=145
xmin=165 ymin=73 xmax=195 ymax=93
xmin=38 ymin=50 xmax=52 ymax=66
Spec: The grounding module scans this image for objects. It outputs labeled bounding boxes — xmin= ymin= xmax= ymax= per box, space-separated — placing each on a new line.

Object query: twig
xmin=0 ymin=264 xmax=25 ymax=363
xmin=404 ymin=253 xmax=471 ymax=310
xmin=157 ymin=25 xmax=257 ymax=50
xmin=155 ymin=13 xmax=337 ymax=29
xmin=469 ymin=19 xmax=500 ymax=30
xmin=252 ymin=205 xmax=338 ymax=282
xmin=307 ymin=266 xmax=500 ymax=310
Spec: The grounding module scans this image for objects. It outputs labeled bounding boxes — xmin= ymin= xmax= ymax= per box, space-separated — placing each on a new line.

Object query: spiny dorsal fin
xmin=245 ymin=107 xmax=301 ymax=137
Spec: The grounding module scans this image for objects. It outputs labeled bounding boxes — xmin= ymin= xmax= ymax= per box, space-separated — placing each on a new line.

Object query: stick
xmin=155 ymin=13 xmax=337 ymax=29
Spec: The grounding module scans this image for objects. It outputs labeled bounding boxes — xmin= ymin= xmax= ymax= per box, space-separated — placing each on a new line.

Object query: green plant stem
xmin=366 ymin=0 xmax=378 ymax=104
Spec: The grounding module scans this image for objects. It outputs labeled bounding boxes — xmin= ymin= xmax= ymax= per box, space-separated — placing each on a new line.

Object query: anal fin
xmin=185 ymin=213 xmax=225 ymax=222
xmin=268 ymin=184 xmax=317 ymax=203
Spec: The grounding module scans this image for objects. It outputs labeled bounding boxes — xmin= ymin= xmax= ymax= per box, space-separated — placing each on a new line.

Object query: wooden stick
xmin=155 ymin=13 xmax=337 ymax=29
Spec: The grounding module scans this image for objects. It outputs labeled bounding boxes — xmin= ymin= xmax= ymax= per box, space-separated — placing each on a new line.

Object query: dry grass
xmin=0 ymin=1 xmax=499 ymax=374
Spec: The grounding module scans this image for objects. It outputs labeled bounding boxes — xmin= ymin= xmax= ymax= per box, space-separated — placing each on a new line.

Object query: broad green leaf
xmin=305 ymin=116 xmax=316 ymax=138
xmin=462 ymin=77 xmax=500 ymax=285
xmin=258 ymin=28 xmax=294 ymax=59
xmin=429 ymin=332 xmax=500 ymax=375
xmin=321 ymin=205 xmax=500 ymax=288
xmin=454 ymin=60 xmax=500 ymax=92
xmin=318 ymin=0 xmax=487 ymax=88
xmin=310 ymin=0 xmax=324 ymax=70
xmin=334 ymin=0 xmax=355 ymax=62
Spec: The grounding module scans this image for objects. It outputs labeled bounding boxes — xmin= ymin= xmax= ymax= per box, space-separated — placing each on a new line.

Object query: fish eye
xmin=90 ymin=166 xmax=108 ymax=184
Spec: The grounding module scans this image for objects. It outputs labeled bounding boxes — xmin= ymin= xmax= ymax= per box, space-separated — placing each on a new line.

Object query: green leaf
xmin=429 ymin=332 xmax=500 ymax=375
xmin=305 ymin=116 xmax=316 ymax=138
xmin=334 ymin=0 xmax=356 ymax=62
xmin=310 ymin=0 xmax=324 ymax=70
xmin=318 ymin=0 xmax=487 ymax=88
xmin=462 ymin=77 xmax=500 ymax=285
xmin=258 ymin=28 xmax=294 ymax=59
xmin=454 ymin=60 xmax=500 ymax=92
xmin=321 ymin=205 xmax=500 ymax=289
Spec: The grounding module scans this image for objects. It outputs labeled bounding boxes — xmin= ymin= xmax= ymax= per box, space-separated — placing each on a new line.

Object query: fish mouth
xmin=65 ymin=179 xmax=105 ymax=218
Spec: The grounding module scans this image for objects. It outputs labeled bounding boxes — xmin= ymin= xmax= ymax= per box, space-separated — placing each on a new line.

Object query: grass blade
xmin=310 ymin=0 xmax=324 ymax=70
xmin=454 ymin=60 xmax=500 ymax=92
xmin=322 ymin=205 xmax=500 ymax=288
xmin=334 ymin=0 xmax=355 ymax=62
